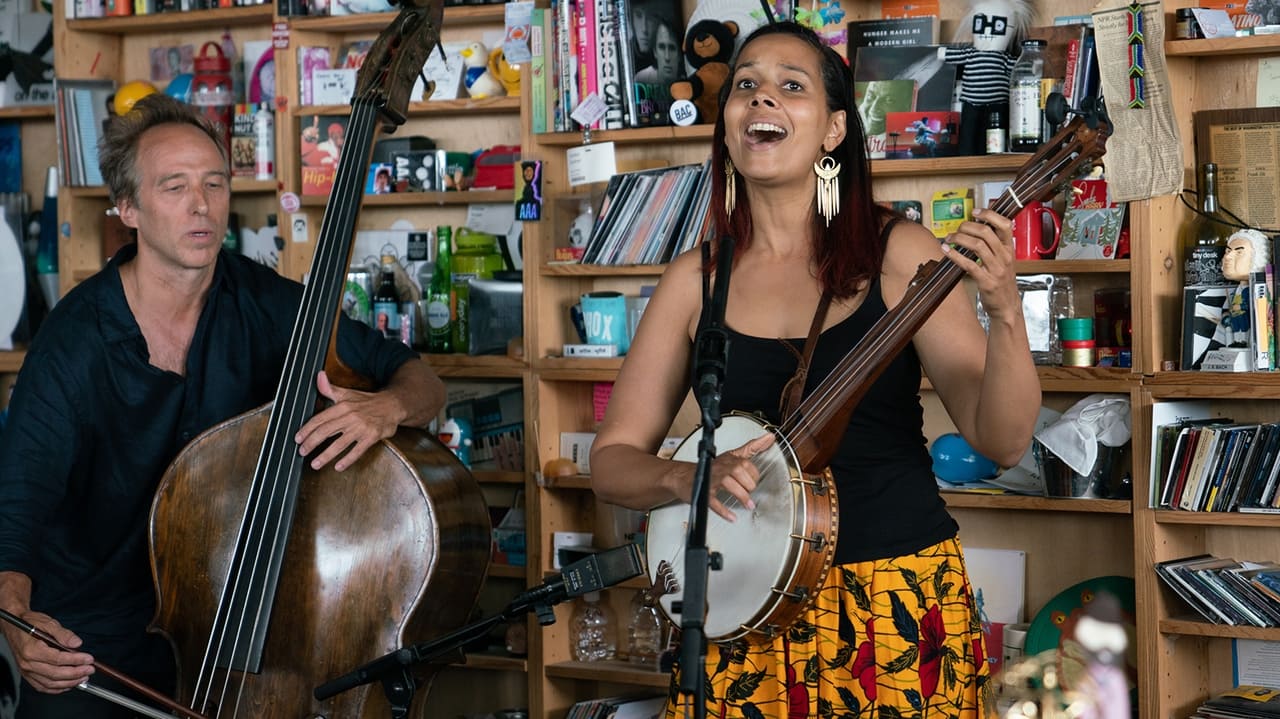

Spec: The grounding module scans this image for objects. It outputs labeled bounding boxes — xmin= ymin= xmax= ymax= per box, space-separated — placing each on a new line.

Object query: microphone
xmin=513 ymin=544 xmax=644 ymax=609
xmin=693 ymin=235 xmax=735 ymax=417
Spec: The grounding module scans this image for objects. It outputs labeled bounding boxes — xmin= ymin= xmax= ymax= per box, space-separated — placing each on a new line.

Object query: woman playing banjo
xmin=589 ymin=21 xmax=1040 ymax=718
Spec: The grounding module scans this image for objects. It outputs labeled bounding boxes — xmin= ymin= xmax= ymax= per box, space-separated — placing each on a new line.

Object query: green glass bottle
xmin=427 ymin=226 xmax=453 ymax=353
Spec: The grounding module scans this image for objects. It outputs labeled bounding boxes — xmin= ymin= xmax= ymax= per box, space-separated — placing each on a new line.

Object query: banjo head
xmin=645 ymin=412 xmax=833 ymax=641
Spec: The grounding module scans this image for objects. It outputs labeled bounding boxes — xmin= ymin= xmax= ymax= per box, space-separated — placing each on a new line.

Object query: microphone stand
xmin=314 ymin=589 xmax=560 ymax=719
xmin=678 ymin=235 xmax=734 ymax=719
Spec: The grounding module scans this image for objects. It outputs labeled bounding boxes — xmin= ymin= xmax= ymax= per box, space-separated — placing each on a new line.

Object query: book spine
xmin=556 ymin=0 xmax=577 ymax=131
xmin=1062 ymin=36 xmax=1081 ymax=106
xmin=594 ymin=0 xmax=625 ymax=129
xmin=613 ymin=0 xmax=639 ymax=128
xmin=530 ymin=8 xmax=547 ymax=134
xmin=1253 ymin=270 xmax=1272 ymax=372
xmin=575 ymin=0 xmax=598 ymax=128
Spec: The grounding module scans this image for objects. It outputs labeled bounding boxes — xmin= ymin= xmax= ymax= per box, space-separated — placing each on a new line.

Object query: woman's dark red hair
xmin=707 ymin=21 xmax=893 ymax=299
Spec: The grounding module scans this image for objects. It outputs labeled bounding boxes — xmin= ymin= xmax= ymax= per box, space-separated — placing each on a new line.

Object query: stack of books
xmin=1155 ymin=553 xmax=1280 ymax=627
xmin=1191 ymin=685 xmax=1280 ymax=719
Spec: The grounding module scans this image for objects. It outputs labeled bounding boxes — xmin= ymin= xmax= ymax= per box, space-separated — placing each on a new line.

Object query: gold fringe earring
xmin=724 ymin=159 xmax=736 ymax=217
xmin=814 ymin=155 xmax=841 ymax=226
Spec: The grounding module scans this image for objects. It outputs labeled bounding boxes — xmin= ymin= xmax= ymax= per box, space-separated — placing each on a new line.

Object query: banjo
xmin=646 ymin=113 xmax=1111 ymax=642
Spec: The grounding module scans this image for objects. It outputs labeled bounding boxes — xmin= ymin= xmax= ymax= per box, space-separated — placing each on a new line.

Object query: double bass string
xmin=191 ymin=80 xmax=388 ymax=718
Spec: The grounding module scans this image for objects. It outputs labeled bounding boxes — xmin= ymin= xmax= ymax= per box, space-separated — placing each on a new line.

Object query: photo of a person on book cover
xmin=626 ymin=0 xmax=684 ymax=125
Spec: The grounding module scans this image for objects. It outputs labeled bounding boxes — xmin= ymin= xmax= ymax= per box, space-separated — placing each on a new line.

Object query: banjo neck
xmin=778 ymin=114 xmax=1110 ymax=474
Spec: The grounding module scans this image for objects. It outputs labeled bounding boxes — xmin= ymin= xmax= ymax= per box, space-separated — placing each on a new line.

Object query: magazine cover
xmin=299 ymin=114 xmax=347 ymax=196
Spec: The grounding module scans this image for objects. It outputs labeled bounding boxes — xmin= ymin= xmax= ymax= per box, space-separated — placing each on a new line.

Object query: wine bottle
xmin=1181 ymin=162 xmax=1233 ymax=286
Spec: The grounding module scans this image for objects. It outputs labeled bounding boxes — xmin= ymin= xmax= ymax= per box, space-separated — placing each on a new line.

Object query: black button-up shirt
xmin=0 ymin=244 xmax=417 ymax=670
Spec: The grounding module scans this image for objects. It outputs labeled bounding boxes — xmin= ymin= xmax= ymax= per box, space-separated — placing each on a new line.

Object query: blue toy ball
xmin=931 ymin=433 xmax=998 ymax=484
xmin=165 ymin=73 xmax=194 ymax=103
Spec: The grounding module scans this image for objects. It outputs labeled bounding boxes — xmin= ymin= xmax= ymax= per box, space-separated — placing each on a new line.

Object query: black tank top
xmin=701 ymin=274 xmax=959 ymax=564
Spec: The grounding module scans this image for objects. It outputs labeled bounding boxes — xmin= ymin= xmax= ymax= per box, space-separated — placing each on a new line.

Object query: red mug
xmin=1012 ymin=201 xmax=1062 ymax=260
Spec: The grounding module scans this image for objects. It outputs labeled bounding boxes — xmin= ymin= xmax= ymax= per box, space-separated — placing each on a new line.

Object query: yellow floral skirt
xmin=663 ymin=537 xmax=990 ymax=719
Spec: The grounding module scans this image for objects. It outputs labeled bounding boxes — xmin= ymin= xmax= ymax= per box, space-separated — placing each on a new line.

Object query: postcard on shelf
xmin=413 ymin=41 xmax=467 ymax=102
xmin=1057 ymin=177 xmax=1126 ymax=260
xmin=883 ymin=110 xmax=959 ymax=158
xmin=310 ymin=68 xmax=357 ymax=106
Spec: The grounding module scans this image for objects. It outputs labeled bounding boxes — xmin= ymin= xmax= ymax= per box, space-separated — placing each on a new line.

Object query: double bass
xmin=148 ymin=2 xmax=492 ymax=716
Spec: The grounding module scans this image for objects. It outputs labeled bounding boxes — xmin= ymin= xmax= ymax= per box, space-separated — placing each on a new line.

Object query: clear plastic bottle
xmin=1008 ymin=39 xmax=1047 ymax=153
xmin=1181 ymin=162 xmax=1233 ymax=286
xmin=624 ymin=589 xmax=663 ymax=667
xmin=253 ymin=102 xmax=274 ymax=181
xmin=570 ymin=591 xmax=616 ymax=662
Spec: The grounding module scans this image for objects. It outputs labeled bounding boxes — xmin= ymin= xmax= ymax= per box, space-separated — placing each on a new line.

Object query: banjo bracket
xmin=792 ymin=531 xmax=828 ymax=552
xmin=795 ymin=469 xmax=832 ymax=496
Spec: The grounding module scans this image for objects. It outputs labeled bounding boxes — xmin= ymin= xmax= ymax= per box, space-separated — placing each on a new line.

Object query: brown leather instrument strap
xmin=779 ymin=288 xmax=833 ymax=421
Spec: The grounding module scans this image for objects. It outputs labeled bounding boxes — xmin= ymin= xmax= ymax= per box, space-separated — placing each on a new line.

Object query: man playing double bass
xmin=0 ymin=94 xmax=446 ymax=718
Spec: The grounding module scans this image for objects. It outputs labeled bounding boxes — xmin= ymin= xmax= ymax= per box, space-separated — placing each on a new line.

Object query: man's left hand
xmin=295 ymin=371 xmax=406 ymax=471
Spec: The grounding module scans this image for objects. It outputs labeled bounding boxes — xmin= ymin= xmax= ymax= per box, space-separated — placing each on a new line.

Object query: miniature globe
xmin=931 ymin=433 xmax=998 ymax=484
xmin=114 ymin=80 xmax=159 ymax=116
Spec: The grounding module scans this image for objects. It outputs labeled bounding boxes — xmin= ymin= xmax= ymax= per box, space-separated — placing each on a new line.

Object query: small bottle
xmin=985 ymin=109 xmax=1006 ymax=154
xmin=1008 ymin=39 xmax=1047 ymax=153
xmin=372 ymin=254 xmax=400 ymax=338
xmin=253 ymin=102 xmax=274 ymax=181
xmin=570 ymin=591 xmax=617 ymax=662
xmin=427 ymin=226 xmax=453 ymax=353
xmin=624 ymin=589 xmax=663 ymax=667
xmin=1181 ymin=162 xmax=1232 ymax=286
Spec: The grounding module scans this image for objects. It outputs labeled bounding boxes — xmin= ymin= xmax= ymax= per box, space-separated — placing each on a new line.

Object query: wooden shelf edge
xmin=538 ymin=473 xmax=592 ymax=490
xmin=538 ymin=257 xmax=1126 ymax=280
xmin=67 ymin=4 xmax=273 ymax=33
xmin=1159 ymin=616 xmax=1280 ymax=640
xmin=1165 ymin=34 xmax=1280 ymax=57
xmin=487 ymin=563 xmax=527 ymax=578
xmin=473 ymin=470 xmax=526 ymax=485
xmin=299 ymin=190 xmax=509 ymax=207
xmin=288 ymin=3 xmax=504 ymax=32
xmin=540 ymin=263 xmax=665 ymax=277
xmin=871 ymin=153 xmax=1029 ymax=177
xmin=298 ymin=96 xmax=520 ymax=117
xmin=1144 ymin=372 xmax=1280 ymax=398
xmin=543 ymin=659 xmax=669 ymax=688
xmin=534 ymin=357 xmax=624 ymax=382
xmin=1153 ymin=509 xmax=1280 ymax=527
xmin=424 ymin=353 xmax=526 ymax=378
xmin=0 ymin=106 xmax=54 ymax=120
xmin=455 ymin=651 xmax=528 ymax=672
xmin=942 ymin=493 xmax=1131 ymax=513
xmin=0 ymin=350 xmax=26 ymax=373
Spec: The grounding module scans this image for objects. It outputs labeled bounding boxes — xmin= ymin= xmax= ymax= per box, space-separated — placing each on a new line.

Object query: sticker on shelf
xmin=272 ymin=22 xmax=290 ymax=50
xmin=289 ymin=213 xmax=308 ymax=244
xmin=566 ymin=142 xmax=616 ymax=187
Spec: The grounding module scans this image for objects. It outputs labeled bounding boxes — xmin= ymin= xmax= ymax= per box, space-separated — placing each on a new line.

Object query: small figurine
xmin=1215 ymin=229 xmax=1270 ymax=353
xmin=460 ymin=41 xmax=505 ymax=99
xmin=944 ymin=0 xmax=1035 ymax=155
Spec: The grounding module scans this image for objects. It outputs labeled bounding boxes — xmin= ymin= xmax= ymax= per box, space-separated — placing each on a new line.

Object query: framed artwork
xmin=1193 ymin=107 xmax=1280 ymax=230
